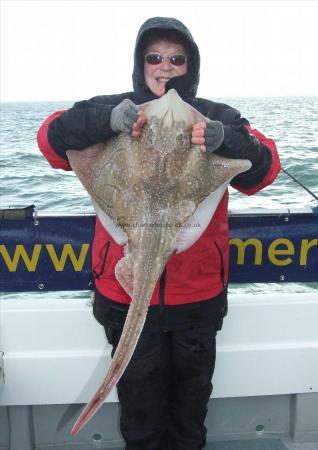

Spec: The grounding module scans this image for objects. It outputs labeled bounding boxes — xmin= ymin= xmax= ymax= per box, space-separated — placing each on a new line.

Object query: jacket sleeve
xmin=45 ymin=92 xmax=134 ymax=161
xmin=215 ymin=106 xmax=281 ymax=195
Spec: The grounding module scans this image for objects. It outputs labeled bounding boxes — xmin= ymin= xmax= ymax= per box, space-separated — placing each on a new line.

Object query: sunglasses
xmin=144 ymin=53 xmax=187 ymax=66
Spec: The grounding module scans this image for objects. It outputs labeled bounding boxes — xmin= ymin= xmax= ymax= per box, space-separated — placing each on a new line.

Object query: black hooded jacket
xmin=47 ymin=16 xmax=273 ymax=189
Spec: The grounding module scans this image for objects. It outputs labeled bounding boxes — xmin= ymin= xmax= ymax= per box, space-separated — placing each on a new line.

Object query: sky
xmin=1 ymin=0 xmax=318 ymax=102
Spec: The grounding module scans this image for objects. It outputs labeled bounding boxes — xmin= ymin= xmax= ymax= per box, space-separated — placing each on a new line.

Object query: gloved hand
xmin=204 ymin=120 xmax=224 ymax=154
xmin=110 ymin=99 xmax=139 ymax=134
xmin=191 ymin=121 xmax=224 ymax=154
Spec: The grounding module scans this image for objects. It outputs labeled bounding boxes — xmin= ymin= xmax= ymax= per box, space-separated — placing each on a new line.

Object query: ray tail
xmin=71 ymin=230 xmax=170 ymax=436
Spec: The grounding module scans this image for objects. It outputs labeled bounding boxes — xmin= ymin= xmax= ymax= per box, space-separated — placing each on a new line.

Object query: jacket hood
xmin=132 ymin=17 xmax=200 ymax=103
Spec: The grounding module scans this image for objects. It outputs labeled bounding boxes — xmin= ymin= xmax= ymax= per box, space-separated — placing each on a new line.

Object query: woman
xmin=37 ymin=16 xmax=280 ymax=450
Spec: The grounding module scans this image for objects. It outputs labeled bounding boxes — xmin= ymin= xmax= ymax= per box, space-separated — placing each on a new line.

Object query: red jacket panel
xmin=37 ymin=111 xmax=72 ymax=171
xmin=231 ymin=126 xmax=281 ymax=195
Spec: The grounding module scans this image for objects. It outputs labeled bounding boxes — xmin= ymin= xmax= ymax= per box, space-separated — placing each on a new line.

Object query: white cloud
xmin=1 ymin=0 xmax=318 ymax=101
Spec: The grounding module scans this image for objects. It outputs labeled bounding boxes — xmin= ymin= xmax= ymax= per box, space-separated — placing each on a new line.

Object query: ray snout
xmin=144 ymin=89 xmax=194 ymax=128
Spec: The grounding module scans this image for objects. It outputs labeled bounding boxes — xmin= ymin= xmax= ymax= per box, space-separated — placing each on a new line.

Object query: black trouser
xmin=93 ymin=289 xmax=227 ymax=450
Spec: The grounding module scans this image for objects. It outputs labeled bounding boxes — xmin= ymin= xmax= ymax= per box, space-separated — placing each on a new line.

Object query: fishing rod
xmin=282 ymin=168 xmax=318 ymax=203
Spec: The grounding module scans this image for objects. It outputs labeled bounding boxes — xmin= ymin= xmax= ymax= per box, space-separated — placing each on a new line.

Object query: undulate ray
xmin=66 ymin=89 xmax=251 ymax=436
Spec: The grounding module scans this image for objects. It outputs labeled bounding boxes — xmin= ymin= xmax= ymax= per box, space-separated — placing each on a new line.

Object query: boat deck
xmin=1 ymin=294 xmax=318 ymax=450
xmin=206 ymin=438 xmax=318 ymax=450
xmin=106 ymin=438 xmax=318 ymax=450
xmin=204 ymin=440 xmax=317 ymax=450
xmin=2 ymin=401 xmax=318 ymax=450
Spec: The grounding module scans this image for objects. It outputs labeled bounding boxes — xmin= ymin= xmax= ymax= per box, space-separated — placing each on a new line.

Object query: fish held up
xmin=66 ymin=89 xmax=251 ymax=436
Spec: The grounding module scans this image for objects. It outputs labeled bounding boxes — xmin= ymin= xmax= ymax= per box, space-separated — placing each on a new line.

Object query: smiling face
xmin=144 ymin=39 xmax=188 ymax=97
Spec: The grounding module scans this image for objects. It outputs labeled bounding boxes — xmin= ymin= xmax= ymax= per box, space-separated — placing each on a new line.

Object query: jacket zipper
xmin=93 ymin=240 xmax=110 ymax=280
xmin=214 ymin=240 xmax=225 ymax=288
xmin=159 ymin=267 xmax=167 ymax=325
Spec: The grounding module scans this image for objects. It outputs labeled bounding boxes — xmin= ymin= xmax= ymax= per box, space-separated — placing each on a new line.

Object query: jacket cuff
xmin=231 ymin=145 xmax=272 ymax=189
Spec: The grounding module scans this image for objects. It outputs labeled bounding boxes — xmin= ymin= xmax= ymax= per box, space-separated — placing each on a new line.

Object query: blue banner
xmin=228 ymin=212 xmax=318 ymax=283
xmin=0 ymin=214 xmax=95 ymax=292
xmin=0 ymin=209 xmax=317 ymax=291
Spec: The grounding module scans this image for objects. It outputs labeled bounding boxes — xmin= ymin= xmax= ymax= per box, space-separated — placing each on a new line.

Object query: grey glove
xmin=110 ymin=99 xmax=139 ymax=134
xmin=205 ymin=120 xmax=224 ymax=155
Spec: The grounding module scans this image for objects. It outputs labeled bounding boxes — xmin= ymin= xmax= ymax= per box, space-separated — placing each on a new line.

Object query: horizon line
xmin=1 ymin=94 xmax=318 ymax=103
